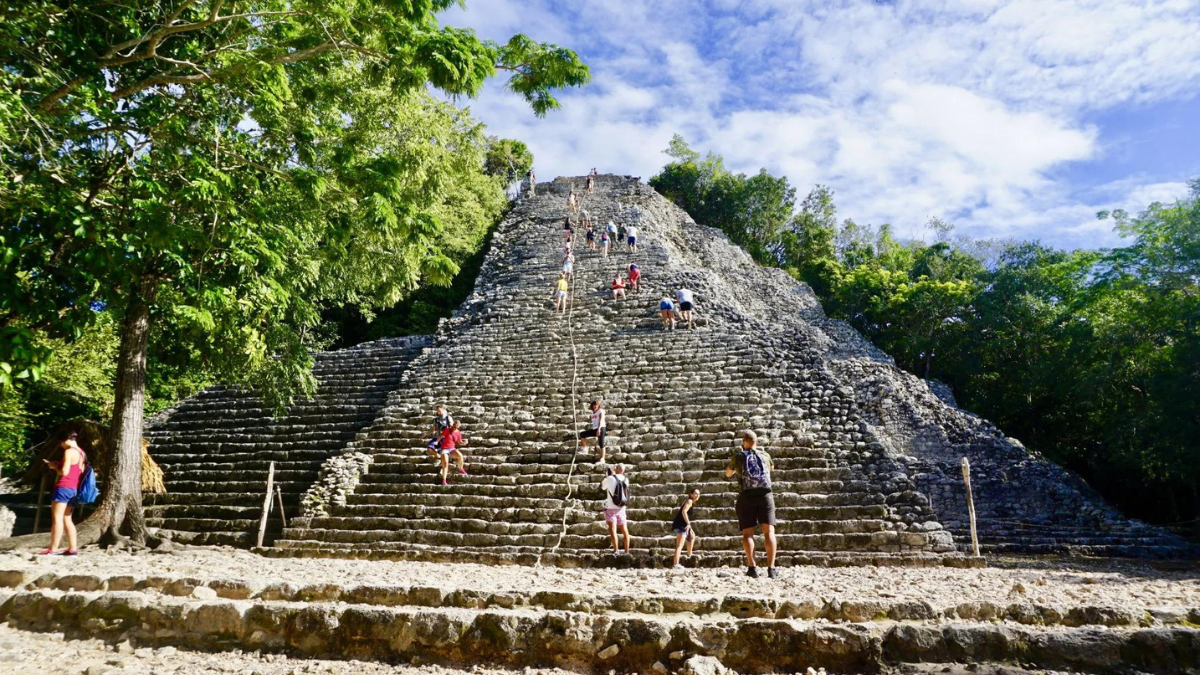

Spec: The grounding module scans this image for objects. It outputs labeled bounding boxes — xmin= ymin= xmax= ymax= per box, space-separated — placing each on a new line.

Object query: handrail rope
xmin=541 ymin=186 xmax=588 ymax=564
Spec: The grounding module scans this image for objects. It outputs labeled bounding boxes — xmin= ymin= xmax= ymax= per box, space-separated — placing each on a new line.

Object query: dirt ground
xmin=1 ymin=547 xmax=1197 ymax=614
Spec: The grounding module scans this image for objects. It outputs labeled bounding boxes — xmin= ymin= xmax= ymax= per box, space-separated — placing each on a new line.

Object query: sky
xmin=441 ymin=0 xmax=1200 ymax=249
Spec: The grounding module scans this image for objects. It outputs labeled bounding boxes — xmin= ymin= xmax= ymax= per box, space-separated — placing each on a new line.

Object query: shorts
xmin=604 ymin=507 xmax=627 ymax=526
xmin=586 ymin=232 xmax=595 ymax=240
xmin=673 ymin=527 xmax=695 ymax=540
xmin=579 ymin=427 xmax=606 ymax=448
xmin=680 ymin=301 xmax=694 ymax=311
xmin=52 ymin=487 xmax=79 ymax=506
xmin=555 ymin=290 xmax=567 ymax=299
xmin=735 ymin=491 xmax=776 ymax=530
xmin=627 ymin=236 xmax=637 ymax=246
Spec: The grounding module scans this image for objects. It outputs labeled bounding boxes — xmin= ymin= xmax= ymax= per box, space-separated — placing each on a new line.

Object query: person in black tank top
xmin=672 ymin=488 xmax=701 ymax=568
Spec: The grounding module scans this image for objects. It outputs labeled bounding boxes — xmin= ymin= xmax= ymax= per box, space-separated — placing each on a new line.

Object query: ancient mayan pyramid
xmin=145 ymin=175 xmax=1189 ymax=564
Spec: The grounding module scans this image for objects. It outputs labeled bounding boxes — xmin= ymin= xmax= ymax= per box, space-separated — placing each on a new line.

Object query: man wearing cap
xmin=725 ymin=430 xmax=779 ymax=578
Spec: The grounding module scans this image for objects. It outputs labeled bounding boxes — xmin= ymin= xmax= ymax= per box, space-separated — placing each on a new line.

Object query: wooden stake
xmin=275 ymin=485 xmax=287 ymax=529
xmin=961 ymin=457 xmax=980 ymax=557
xmin=33 ymin=473 xmax=49 ymax=535
xmin=256 ymin=461 xmax=275 ymax=548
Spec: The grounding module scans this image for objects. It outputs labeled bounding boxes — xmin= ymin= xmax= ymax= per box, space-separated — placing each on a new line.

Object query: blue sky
xmin=442 ymin=0 xmax=1200 ymax=249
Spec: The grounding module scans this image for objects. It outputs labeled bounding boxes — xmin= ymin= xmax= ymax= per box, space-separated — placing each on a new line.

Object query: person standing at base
xmin=601 ymin=464 xmax=631 ymax=556
xmin=676 ymin=287 xmax=696 ymax=329
xmin=552 ymin=273 xmax=570 ymax=313
xmin=578 ymin=399 xmax=608 ymax=463
xmin=672 ymin=488 xmax=701 ymax=568
xmin=39 ymin=432 xmax=85 ymax=556
xmin=725 ymin=430 xmax=778 ymax=578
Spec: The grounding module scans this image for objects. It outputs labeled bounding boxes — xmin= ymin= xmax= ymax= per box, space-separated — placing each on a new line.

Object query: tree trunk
xmin=0 ymin=293 xmax=152 ymax=551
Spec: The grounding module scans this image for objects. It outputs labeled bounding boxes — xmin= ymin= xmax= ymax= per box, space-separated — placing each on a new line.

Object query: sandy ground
xmin=0 ymin=622 xmax=589 ymax=675
xmin=1 ymin=547 xmax=1197 ymax=613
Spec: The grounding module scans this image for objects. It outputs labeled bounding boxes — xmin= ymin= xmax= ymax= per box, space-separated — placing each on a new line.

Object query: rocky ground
xmin=1 ymin=547 xmax=1196 ymax=615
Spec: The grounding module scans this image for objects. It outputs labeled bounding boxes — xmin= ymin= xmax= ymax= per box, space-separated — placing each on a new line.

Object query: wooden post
xmin=256 ymin=461 xmax=275 ymax=548
xmin=33 ymin=473 xmax=49 ymax=534
xmin=961 ymin=457 xmax=980 ymax=557
xmin=275 ymin=485 xmax=287 ymax=529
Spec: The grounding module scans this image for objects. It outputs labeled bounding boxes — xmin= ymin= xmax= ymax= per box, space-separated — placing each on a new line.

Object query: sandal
xmin=62 ymin=549 xmax=79 ymax=556
xmin=36 ymin=548 xmax=57 ymax=555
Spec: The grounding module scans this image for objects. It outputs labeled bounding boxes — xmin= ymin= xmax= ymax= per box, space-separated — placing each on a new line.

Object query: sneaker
xmin=673 ymin=564 xmax=685 ymax=569
xmin=746 ymin=566 xmax=759 ymax=578
xmin=440 ymin=478 xmax=447 ymax=486
xmin=36 ymin=548 xmax=57 ymax=556
xmin=767 ymin=567 xmax=778 ymax=579
xmin=458 ymin=468 xmax=468 ymax=475
xmin=62 ymin=549 xmax=79 ymax=557
xmin=613 ymin=551 xmax=621 ymax=557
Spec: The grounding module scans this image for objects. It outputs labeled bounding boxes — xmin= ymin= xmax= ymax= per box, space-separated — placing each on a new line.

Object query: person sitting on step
xmin=436 ymin=420 xmax=468 ymax=486
xmin=628 ymin=263 xmax=641 ymax=292
xmin=552 ymin=273 xmax=569 ymax=313
xmin=672 ymin=488 xmax=701 ymax=568
xmin=578 ymin=399 xmax=608 ymax=463
xmin=426 ymin=406 xmax=454 ymax=456
xmin=601 ymin=464 xmax=631 ymax=556
xmin=612 ymin=275 xmax=627 ymax=300
xmin=726 ymin=430 xmax=779 ymax=578
xmin=626 ymin=224 xmax=639 ymax=252
xmin=659 ymin=295 xmax=676 ymax=330
xmin=676 ymin=287 xmax=696 ymax=329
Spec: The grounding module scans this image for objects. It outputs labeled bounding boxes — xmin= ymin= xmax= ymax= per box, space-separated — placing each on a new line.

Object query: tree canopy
xmin=0 ymin=0 xmax=588 ymax=545
xmin=651 ymin=137 xmax=1200 ymax=531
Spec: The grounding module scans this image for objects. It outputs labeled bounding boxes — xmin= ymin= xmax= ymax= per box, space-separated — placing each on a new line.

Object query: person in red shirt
xmin=611 ymin=275 xmax=627 ymax=300
xmin=627 ymin=263 xmax=641 ymax=293
xmin=437 ymin=420 xmax=467 ymax=485
xmin=40 ymin=431 xmax=85 ymax=555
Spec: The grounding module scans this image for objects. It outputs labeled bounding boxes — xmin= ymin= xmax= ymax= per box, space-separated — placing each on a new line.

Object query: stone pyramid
xmin=147 ymin=175 xmax=1189 ymax=564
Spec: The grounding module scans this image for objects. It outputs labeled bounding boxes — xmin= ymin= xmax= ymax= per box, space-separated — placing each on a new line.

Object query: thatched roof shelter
xmin=21 ymin=419 xmax=166 ymax=495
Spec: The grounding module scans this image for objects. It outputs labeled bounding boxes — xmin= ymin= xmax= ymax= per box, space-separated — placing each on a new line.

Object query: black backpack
xmin=609 ymin=477 xmax=630 ymax=507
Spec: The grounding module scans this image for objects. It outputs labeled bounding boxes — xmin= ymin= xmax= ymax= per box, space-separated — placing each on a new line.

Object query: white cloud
xmin=439 ymin=0 xmax=1200 ymax=249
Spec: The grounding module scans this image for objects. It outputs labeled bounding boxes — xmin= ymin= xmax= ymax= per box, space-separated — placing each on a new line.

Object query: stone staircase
xmin=272 ymin=176 xmax=965 ymax=566
xmin=142 ymin=337 xmax=429 ymax=546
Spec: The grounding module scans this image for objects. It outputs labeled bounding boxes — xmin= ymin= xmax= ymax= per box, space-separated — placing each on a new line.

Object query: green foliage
xmin=484 ymin=138 xmax=535 ymax=185
xmin=652 ymin=135 xmax=1200 ymax=528
xmin=1 ymin=0 xmax=587 ymax=414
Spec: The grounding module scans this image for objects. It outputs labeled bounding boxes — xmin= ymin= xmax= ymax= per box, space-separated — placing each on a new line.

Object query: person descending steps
xmin=726 ymin=430 xmax=779 ymax=578
xmin=672 ymin=488 xmax=701 ymax=568
xmin=578 ymin=399 xmax=607 ymax=463
xmin=611 ymin=275 xmax=627 ymax=300
xmin=436 ymin=420 xmax=468 ymax=485
xmin=601 ymin=464 xmax=631 ymax=556
xmin=627 ymin=263 xmax=641 ymax=293
xmin=425 ymin=406 xmax=454 ymax=456
xmin=676 ymin=287 xmax=696 ymax=329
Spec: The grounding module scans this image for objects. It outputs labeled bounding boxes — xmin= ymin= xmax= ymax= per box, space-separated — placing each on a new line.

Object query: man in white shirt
xmin=601 ymin=464 xmax=631 ymax=556
xmin=626 ymin=224 xmax=639 ymax=252
xmin=676 ymin=288 xmax=696 ymax=329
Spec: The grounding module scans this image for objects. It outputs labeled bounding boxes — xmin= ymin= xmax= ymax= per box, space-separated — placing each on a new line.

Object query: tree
xmin=484 ymin=138 xmax=534 ymax=185
xmin=0 ymin=1 xmax=588 ymax=547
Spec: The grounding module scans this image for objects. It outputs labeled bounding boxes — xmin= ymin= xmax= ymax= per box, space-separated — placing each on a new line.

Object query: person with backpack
xmin=725 ymin=430 xmax=778 ymax=578
xmin=672 ymin=488 xmax=701 ymax=568
xmin=578 ymin=399 xmax=607 ymax=463
xmin=601 ymin=464 xmax=631 ymax=556
xmin=426 ymin=406 xmax=455 ymax=457
xmin=40 ymin=431 xmax=90 ymax=555
xmin=436 ymin=420 xmax=468 ymax=486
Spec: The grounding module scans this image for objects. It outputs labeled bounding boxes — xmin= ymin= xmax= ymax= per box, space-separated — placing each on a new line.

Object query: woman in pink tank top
xmin=40 ymin=431 xmax=85 ymax=556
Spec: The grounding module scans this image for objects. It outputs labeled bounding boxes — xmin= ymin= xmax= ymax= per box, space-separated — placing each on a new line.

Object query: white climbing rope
xmin=541 ymin=186 xmax=588 ymax=564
